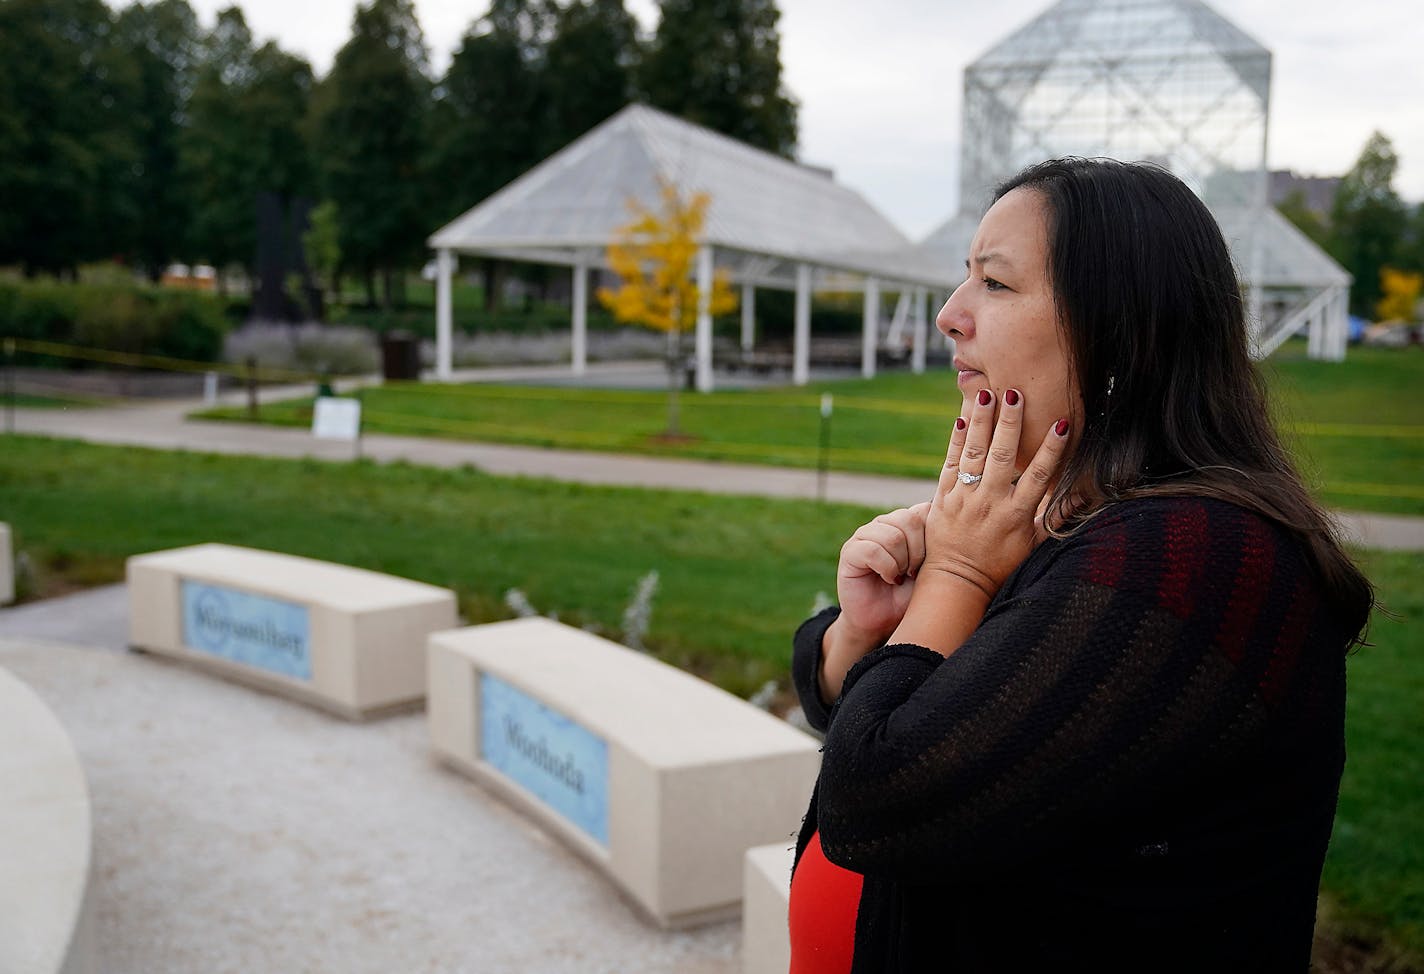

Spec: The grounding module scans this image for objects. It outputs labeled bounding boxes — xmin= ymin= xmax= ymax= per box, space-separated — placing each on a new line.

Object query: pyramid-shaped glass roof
xmin=430 ymin=104 xmax=951 ymax=288
xmin=959 ymin=0 xmax=1271 ymax=214
xmin=919 ymin=0 xmax=1349 ymax=355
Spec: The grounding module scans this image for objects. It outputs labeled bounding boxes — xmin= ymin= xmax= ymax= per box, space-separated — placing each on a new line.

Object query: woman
xmin=788 ymin=158 xmax=1374 ymax=973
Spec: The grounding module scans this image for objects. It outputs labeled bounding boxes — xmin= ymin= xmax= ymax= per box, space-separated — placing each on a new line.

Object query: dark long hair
xmin=995 ymin=157 xmax=1372 ymax=644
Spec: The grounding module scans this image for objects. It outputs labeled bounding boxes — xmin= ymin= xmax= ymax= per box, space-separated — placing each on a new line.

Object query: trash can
xmin=380 ymin=331 xmax=421 ymax=381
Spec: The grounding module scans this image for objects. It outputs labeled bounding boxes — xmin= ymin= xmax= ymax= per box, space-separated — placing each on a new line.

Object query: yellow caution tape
xmin=7 ymin=338 xmax=316 ymax=384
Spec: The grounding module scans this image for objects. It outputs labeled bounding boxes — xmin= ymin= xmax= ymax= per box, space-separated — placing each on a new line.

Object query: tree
xmin=1395 ymin=202 xmax=1424 ymax=276
xmin=430 ymin=2 xmax=549 ymax=216
xmin=314 ymin=0 xmax=431 ymax=308
xmin=303 ymin=200 xmax=342 ymax=310
xmin=1275 ymin=189 xmax=1329 ymax=250
xmin=181 ymin=8 xmax=313 ymax=288
xmin=112 ymin=0 xmax=201 ymax=279
xmin=638 ymin=0 xmax=798 ymax=157
xmin=428 ymin=1 xmax=553 ymax=310
xmin=543 ymin=0 xmax=638 ymax=155
xmin=1328 ymin=132 xmax=1409 ymax=318
xmin=0 ymin=0 xmax=138 ymax=275
xmin=1377 ymin=267 xmax=1421 ymax=323
xmin=178 ymin=7 xmax=253 ymax=276
xmin=597 ymin=181 xmax=737 ymax=435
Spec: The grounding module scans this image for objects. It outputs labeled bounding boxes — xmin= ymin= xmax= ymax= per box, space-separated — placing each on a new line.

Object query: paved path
xmin=0 ymin=603 xmax=741 ymax=973
xmin=9 ymin=364 xmax=1424 ymax=549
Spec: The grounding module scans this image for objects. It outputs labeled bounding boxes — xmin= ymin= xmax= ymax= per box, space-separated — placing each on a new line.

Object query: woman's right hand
xmin=818 ymin=502 xmax=931 ymax=703
xmin=837 ymin=501 xmax=931 ymax=640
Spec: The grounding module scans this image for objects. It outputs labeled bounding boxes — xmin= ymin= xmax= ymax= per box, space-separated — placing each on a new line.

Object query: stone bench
xmin=427 ymin=617 xmax=820 ymax=929
xmin=0 ymin=664 xmax=97 ymax=974
xmin=128 ymin=543 xmax=458 ymax=720
xmin=743 ymin=843 xmax=795 ymax=974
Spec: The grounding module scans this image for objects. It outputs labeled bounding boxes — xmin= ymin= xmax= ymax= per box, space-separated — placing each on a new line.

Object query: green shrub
xmin=72 ymin=287 xmax=155 ymax=353
xmin=0 ymin=280 xmax=228 ymax=368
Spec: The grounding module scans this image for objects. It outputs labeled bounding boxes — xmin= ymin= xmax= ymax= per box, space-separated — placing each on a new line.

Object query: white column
xmin=911 ymin=285 xmax=928 ymax=374
xmin=886 ymin=291 xmax=909 ymax=348
xmin=1307 ymin=295 xmax=1322 ymax=359
xmin=861 ymin=277 xmax=879 ymax=379
xmin=1329 ymin=287 xmax=1349 ymax=362
xmin=435 ymin=248 xmax=455 ymax=381
xmin=571 ymin=259 xmax=588 ymax=376
xmin=793 ymin=264 xmax=811 ymax=386
xmin=741 ymin=282 xmax=756 ymax=352
xmin=695 ymin=245 xmax=714 ymax=392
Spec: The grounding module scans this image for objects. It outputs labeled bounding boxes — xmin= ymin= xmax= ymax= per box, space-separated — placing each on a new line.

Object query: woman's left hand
xmin=920 ymin=387 xmax=1070 ymax=602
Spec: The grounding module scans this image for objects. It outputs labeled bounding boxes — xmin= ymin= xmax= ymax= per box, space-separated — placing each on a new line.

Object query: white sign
xmin=312 ymin=396 xmax=361 ymax=441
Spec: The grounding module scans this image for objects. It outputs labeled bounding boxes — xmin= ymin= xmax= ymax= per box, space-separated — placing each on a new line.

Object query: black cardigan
xmin=792 ymin=496 xmax=1351 ymax=973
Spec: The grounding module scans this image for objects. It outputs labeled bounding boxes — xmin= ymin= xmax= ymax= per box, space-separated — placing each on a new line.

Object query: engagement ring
xmin=958 ymin=472 xmax=983 ymax=485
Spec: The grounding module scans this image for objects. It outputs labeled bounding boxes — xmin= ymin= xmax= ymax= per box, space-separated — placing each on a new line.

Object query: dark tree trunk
xmin=482 ymin=258 xmax=500 ymax=312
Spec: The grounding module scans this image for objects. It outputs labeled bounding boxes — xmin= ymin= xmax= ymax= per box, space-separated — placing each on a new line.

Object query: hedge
xmin=0 ymin=280 xmax=229 ymax=368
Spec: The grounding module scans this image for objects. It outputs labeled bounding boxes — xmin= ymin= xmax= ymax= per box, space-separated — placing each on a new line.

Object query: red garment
xmin=788 ymin=830 xmax=863 ymax=974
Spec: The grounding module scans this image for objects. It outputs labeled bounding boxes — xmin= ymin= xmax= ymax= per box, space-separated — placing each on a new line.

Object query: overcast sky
xmin=187 ymin=0 xmax=1424 ymax=239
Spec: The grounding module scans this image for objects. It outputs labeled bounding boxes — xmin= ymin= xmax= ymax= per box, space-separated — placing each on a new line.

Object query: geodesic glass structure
xmin=959 ymin=0 xmax=1270 ymax=214
xmin=922 ymin=0 xmax=1350 ymax=359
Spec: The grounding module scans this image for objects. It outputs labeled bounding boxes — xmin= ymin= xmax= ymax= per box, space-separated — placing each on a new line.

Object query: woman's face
xmin=937 ymin=187 xmax=1079 ymax=471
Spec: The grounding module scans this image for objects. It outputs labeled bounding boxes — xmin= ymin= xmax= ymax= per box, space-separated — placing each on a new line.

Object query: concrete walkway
xmin=9 ymin=364 xmax=1424 ymax=549
xmin=9 ymin=364 xmax=931 ymax=510
xmin=0 ymin=587 xmax=742 ymax=973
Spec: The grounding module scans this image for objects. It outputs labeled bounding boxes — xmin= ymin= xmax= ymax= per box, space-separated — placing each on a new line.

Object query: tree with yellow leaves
xmin=598 ymin=180 xmax=737 ymax=437
xmin=1377 ymin=266 xmax=1422 ymax=323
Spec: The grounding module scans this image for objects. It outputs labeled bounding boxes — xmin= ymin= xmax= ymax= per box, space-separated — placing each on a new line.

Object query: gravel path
xmin=0 ymin=615 xmax=742 ymax=972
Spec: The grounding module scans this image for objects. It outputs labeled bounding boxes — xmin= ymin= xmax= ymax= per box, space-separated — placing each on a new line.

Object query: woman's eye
xmin=983 ymin=276 xmax=1006 ymax=292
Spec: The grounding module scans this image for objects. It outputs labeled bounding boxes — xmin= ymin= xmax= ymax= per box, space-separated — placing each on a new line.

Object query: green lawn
xmin=196 ymin=341 xmax=1424 ymax=517
xmin=4 ymin=392 xmax=103 ymax=408
xmin=0 ymin=435 xmax=853 ymax=695
xmin=1 ymin=433 xmax=1421 ymax=965
xmin=1321 ymin=548 xmax=1424 ymax=965
xmin=1264 ymin=343 xmax=1424 ymax=516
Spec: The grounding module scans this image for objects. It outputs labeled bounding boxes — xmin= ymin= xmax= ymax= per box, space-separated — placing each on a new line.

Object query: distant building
xmin=919 ymin=0 xmax=1352 ymax=361
xmin=1269 ymin=170 xmax=1340 ymax=215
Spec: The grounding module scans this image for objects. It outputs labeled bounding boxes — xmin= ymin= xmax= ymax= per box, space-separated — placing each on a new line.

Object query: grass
xmin=3 ymin=392 xmax=104 ymax=409
xmin=195 ymin=341 xmax=1424 ymax=516
xmin=1 ymin=433 xmax=1422 ymax=965
xmin=0 ymin=435 xmax=855 ymax=697
xmin=1317 ymin=548 xmax=1424 ymax=966
xmin=1264 ymin=343 xmax=1424 ymax=516
xmin=198 ymin=368 xmax=960 ymax=475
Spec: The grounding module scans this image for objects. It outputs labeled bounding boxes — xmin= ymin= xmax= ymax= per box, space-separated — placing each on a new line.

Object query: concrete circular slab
xmin=0 ymin=637 xmax=740 ymax=972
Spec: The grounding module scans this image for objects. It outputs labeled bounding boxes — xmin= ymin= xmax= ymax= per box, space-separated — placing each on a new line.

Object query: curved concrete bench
xmin=428 ymin=618 xmax=820 ymax=929
xmin=0 ymin=665 xmax=97 ymax=974
xmin=128 ymin=544 xmax=458 ymax=719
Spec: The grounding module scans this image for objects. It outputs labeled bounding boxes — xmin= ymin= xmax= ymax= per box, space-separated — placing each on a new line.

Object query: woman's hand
xmin=836 ymin=501 xmax=932 ymax=641
xmin=817 ymin=501 xmax=931 ymax=704
xmin=887 ymin=388 xmax=1070 ymax=655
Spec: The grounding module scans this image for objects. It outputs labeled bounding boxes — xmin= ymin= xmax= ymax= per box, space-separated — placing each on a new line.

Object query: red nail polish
xmin=1005 ymin=389 xmax=1020 ymax=406
xmin=954 ymin=417 xmax=966 ymax=431
xmin=1055 ymin=418 xmax=1069 ymax=437
xmin=977 ymin=389 xmax=992 ymax=406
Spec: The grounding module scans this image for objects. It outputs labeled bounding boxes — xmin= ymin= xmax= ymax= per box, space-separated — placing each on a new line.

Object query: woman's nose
xmin=937 ymin=284 xmax=972 ymax=338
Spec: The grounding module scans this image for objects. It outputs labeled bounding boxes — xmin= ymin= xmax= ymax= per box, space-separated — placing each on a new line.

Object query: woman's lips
xmin=955 ymin=368 xmax=983 ymax=390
